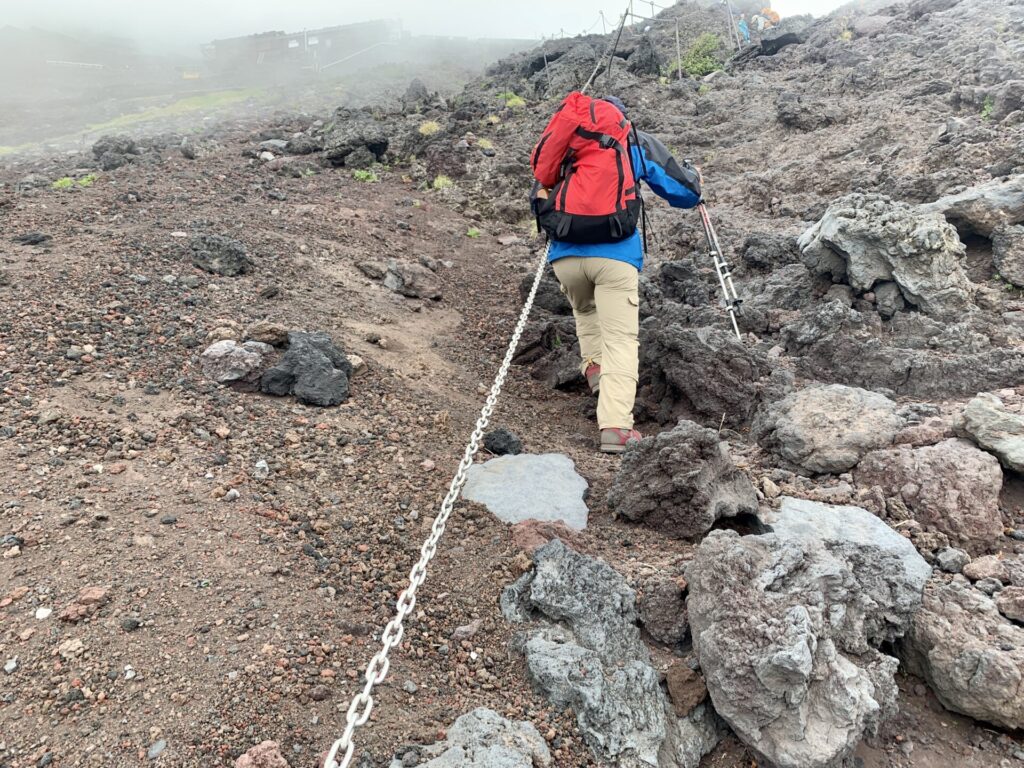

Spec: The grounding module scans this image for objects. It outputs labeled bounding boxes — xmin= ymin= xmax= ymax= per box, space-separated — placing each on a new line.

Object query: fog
xmin=6 ymin=0 xmax=846 ymax=49
xmin=0 ymin=0 xmax=847 ymax=152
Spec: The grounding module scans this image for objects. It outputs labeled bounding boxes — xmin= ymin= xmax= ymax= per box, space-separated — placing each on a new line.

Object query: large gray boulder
xmin=798 ymin=193 xmax=974 ymax=319
xmin=502 ymin=539 xmax=645 ymax=664
xmin=957 ymin=393 xmax=1024 ymax=472
xmin=607 ymin=420 xmax=758 ymax=539
xmin=993 ymin=224 xmax=1024 ymax=287
xmin=687 ymin=498 xmax=930 ymax=768
xmin=753 ymin=384 xmax=902 ymax=474
xmin=780 ymin=300 xmax=1024 ymax=399
xmin=899 ymin=578 xmax=1024 ymax=730
xmin=920 ymin=174 xmax=1024 ymax=237
xmin=322 ymin=108 xmax=389 ymax=168
xmin=854 ymin=439 xmax=1004 ymax=552
xmin=641 ymin=324 xmax=772 ymax=428
xmin=502 ymin=541 xmax=720 ymax=767
xmin=388 ymin=708 xmax=551 ymax=768
xmin=524 ymin=630 xmax=668 ymax=765
xmin=259 ymin=331 xmax=353 ymax=407
xmin=199 ymin=339 xmax=271 ymax=383
xmin=464 ymin=453 xmax=589 ymax=530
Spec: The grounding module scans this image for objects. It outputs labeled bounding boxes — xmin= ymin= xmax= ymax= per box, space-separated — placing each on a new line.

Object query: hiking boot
xmin=585 ymin=363 xmax=601 ymax=394
xmin=600 ymin=428 xmax=642 ymax=454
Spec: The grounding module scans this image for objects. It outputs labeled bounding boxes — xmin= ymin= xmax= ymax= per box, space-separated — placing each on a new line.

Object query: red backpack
xmin=531 ymin=92 xmax=641 ymax=244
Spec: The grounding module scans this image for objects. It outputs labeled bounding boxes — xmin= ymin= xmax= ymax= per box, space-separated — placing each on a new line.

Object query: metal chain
xmin=323 ymin=245 xmax=549 ymax=768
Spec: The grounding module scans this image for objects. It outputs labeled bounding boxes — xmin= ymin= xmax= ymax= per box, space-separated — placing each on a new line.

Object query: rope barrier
xmin=322 ymin=246 xmax=549 ymax=768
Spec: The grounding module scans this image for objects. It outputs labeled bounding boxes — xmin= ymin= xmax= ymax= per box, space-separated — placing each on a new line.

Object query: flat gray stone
xmin=463 ymin=453 xmax=588 ymax=530
xmin=957 ymin=393 xmax=1024 ymax=473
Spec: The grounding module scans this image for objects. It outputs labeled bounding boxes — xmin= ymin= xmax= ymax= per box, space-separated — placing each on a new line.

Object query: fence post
xmin=724 ymin=0 xmax=742 ymax=50
xmin=675 ymin=19 xmax=683 ymax=81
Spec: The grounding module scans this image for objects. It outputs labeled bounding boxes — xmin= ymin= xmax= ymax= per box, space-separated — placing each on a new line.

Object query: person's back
xmin=530 ymin=93 xmax=701 ymax=453
xmin=738 ymin=16 xmax=751 ymax=42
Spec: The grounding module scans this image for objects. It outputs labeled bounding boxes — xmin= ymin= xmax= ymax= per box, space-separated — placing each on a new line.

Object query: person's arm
xmin=530 ymin=93 xmax=581 ymax=188
xmin=632 ymin=130 xmax=702 ymax=208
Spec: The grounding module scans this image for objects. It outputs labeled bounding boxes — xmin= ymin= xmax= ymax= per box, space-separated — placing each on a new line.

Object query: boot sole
xmin=600 ymin=442 xmax=627 ymax=454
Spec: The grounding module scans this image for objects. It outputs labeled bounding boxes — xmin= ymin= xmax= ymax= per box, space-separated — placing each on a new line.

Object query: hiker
xmin=530 ymin=93 xmax=702 ymax=454
xmin=752 ymin=13 xmax=769 ymax=33
xmin=762 ymin=7 xmax=781 ymax=26
xmin=737 ymin=14 xmax=752 ymax=44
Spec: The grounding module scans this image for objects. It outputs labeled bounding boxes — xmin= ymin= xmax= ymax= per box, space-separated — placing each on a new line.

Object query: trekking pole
xmin=697 ymin=202 xmax=743 ymax=340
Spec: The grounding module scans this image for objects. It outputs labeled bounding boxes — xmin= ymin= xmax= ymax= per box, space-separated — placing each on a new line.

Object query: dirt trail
xmin=1 ymin=118 xmax=1021 ymax=768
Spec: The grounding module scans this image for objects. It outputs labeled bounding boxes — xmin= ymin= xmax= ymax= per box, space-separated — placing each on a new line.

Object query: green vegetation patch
xmin=418 ymin=120 xmax=442 ymax=137
xmin=85 ymin=88 xmax=266 ymax=134
xmin=672 ymin=33 xmax=723 ymax=79
xmin=497 ymin=91 xmax=527 ymax=109
xmin=982 ymin=96 xmax=995 ymax=121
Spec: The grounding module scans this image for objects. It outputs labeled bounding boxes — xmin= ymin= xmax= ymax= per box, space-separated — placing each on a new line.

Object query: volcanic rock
xmin=799 ymin=193 xmax=974 ymax=319
xmin=687 ymin=498 xmax=930 ymax=768
xmin=502 ymin=541 xmax=720 ymax=767
xmin=463 ymin=454 xmax=588 ymax=530
xmin=753 ymin=384 xmax=902 ymax=474
xmin=322 ymin=108 xmax=389 ymax=168
xmin=521 ymin=269 xmax=572 ymax=315
xmin=483 ymin=427 xmax=523 ymax=455
xmin=93 ymin=134 xmax=139 ymax=170
xmin=235 ymin=741 xmax=289 ymax=768
xmin=388 ymin=708 xmax=551 ymax=768
xmin=637 ymin=572 xmax=689 ymax=646
xmin=190 ymin=234 xmax=253 ymax=277
xmin=607 ymin=420 xmax=758 ymax=539
xmin=920 ymin=174 xmax=1024 ymax=237
xmin=259 ymin=331 xmax=352 ymax=407
xmin=200 ymin=340 xmax=269 ymax=384
xmin=640 ymin=324 xmax=772 ymax=428
xmin=899 ymin=577 xmax=1024 ymax=730
xmin=358 ymin=259 xmax=442 ymax=300
xmin=854 ymin=438 xmax=1003 ymax=552
xmin=957 ymin=392 xmax=1024 ymax=472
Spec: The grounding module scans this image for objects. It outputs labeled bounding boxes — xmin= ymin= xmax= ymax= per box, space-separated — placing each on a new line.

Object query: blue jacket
xmin=546 ymin=130 xmax=701 ymax=270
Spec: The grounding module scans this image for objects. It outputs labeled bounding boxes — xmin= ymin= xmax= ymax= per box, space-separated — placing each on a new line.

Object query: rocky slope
xmin=2 ymin=0 xmax=1024 ymax=767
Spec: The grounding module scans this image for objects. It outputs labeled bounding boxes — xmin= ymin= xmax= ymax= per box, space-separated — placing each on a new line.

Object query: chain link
xmin=323 ymin=246 xmax=549 ymax=768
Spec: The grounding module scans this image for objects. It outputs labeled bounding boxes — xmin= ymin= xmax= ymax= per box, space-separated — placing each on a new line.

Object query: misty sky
xmin=5 ymin=1 xmax=845 ymax=47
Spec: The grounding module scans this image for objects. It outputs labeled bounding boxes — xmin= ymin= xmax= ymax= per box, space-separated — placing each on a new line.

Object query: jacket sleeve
xmin=531 ymin=95 xmax=579 ymax=188
xmin=632 ymin=130 xmax=702 ymax=208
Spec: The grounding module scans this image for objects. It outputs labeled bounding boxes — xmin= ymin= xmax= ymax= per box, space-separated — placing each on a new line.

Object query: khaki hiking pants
xmin=552 ymin=256 xmax=639 ymax=430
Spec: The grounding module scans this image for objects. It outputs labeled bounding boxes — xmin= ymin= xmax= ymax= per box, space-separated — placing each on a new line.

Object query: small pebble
xmin=147 ymin=740 xmax=167 ymax=760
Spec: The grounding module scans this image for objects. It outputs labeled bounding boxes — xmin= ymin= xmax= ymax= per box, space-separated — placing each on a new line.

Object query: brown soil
xmin=0 ymin=137 xmax=1019 ymax=768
